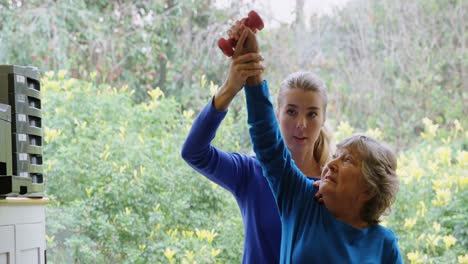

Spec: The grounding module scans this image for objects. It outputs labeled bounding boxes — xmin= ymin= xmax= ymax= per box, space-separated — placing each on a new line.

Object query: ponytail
xmin=314 ymin=125 xmax=333 ymax=167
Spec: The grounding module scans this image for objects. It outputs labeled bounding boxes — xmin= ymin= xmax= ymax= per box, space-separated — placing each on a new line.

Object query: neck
xmin=291 ymin=150 xmax=321 ymax=178
xmin=325 ymin=200 xmax=369 ymax=229
xmin=338 ymin=216 xmax=369 ymax=229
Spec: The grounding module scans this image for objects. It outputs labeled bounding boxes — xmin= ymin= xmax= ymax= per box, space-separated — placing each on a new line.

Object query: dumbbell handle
xmin=217 ymin=10 xmax=264 ymax=57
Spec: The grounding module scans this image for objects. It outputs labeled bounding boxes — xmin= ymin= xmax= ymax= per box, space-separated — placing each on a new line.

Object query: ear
xmin=360 ymin=188 xmax=375 ymax=202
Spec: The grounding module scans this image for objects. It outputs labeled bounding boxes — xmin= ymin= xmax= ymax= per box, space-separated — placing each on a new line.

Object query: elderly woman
xmin=243 ymin=71 xmax=403 ymax=262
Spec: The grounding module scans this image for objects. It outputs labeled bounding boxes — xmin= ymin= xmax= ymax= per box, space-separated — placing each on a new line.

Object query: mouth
xmin=323 ymin=174 xmax=337 ymax=184
xmin=293 ymin=136 xmax=308 ymax=143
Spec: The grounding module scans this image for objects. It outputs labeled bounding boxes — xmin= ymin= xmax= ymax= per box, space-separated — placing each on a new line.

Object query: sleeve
xmin=388 ymin=237 xmax=404 ymax=264
xmin=382 ymin=232 xmax=404 ymax=264
xmin=244 ymin=80 xmax=314 ymax=214
xmin=181 ymin=97 xmax=253 ymax=196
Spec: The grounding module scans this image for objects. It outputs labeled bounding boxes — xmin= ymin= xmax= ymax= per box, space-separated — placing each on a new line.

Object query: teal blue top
xmin=245 ymin=81 xmax=403 ymax=264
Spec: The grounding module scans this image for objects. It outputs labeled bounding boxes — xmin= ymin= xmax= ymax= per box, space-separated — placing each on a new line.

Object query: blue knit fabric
xmin=244 ymin=81 xmax=404 ymax=264
xmin=182 ymin=97 xmax=298 ymax=263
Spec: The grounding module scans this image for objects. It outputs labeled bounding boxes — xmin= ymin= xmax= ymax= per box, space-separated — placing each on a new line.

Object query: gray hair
xmin=337 ymin=134 xmax=399 ymax=226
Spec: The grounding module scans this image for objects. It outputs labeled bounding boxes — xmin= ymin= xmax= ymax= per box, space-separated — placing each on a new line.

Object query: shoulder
xmin=372 ymin=225 xmax=403 ymax=263
xmin=229 ymin=153 xmax=265 ymax=178
xmin=229 ymin=152 xmax=259 ymax=166
xmin=369 ymin=225 xmax=401 ymax=256
xmin=239 ymin=154 xmax=281 ymax=191
xmin=250 ymin=154 xmax=267 ymax=172
xmin=371 ymin=225 xmax=398 ymax=240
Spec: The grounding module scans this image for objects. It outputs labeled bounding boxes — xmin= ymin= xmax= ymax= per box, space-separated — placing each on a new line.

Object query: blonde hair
xmin=337 ymin=134 xmax=399 ymax=225
xmin=276 ymin=71 xmax=333 ymax=167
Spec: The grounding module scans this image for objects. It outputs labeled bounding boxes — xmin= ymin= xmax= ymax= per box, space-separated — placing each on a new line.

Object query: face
xmin=276 ymin=89 xmax=325 ymax=156
xmin=319 ymin=147 xmax=370 ymax=209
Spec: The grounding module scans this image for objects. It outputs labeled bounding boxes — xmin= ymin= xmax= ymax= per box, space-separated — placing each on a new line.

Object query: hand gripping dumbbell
xmin=217 ymin=10 xmax=264 ymax=57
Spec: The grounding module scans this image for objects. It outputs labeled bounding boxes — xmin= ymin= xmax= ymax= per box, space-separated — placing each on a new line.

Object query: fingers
xmin=244 ymin=26 xmax=255 ymax=40
xmin=236 ymin=69 xmax=264 ymax=78
xmin=233 ymin=53 xmax=264 ymax=74
xmin=233 ymin=61 xmax=265 ymax=77
xmin=234 ymin=61 xmax=264 ymax=70
xmin=227 ymin=20 xmax=244 ymax=40
xmin=313 ymin=180 xmax=321 ymax=187
xmin=314 ymin=180 xmax=323 ymax=202
xmin=233 ymin=53 xmax=263 ymax=64
xmin=236 ymin=68 xmax=264 ymax=78
xmin=234 ymin=26 xmax=249 ymax=52
xmin=232 ymin=54 xmax=265 ymax=76
xmin=234 ymin=26 xmax=258 ymax=57
xmin=314 ymin=190 xmax=324 ymax=203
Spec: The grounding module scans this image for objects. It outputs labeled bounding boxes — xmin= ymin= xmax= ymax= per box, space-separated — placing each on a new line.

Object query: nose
xmin=296 ymin=117 xmax=306 ymax=129
xmin=326 ymin=158 xmax=338 ymax=173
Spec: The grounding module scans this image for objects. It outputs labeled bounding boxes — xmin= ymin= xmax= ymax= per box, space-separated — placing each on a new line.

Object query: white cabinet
xmin=0 ymin=198 xmax=47 ymax=264
xmin=0 ymin=225 xmax=15 ymax=264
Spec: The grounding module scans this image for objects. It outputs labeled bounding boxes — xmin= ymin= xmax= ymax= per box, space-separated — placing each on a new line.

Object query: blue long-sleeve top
xmin=245 ymin=80 xmax=404 ymax=264
xmin=181 ymin=97 xmax=284 ymax=263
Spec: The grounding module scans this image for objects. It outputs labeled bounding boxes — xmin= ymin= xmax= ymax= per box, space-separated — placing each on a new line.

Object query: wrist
xmin=246 ymin=75 xmax=263 ymax=87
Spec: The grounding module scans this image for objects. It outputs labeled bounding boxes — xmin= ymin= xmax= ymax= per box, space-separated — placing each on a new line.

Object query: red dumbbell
xmin=217 ymin=10 xmax=264 ymax=57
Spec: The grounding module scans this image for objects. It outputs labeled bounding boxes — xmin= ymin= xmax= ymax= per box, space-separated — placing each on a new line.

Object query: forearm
xmin=213 ymin=82 xmax=240 ymax=111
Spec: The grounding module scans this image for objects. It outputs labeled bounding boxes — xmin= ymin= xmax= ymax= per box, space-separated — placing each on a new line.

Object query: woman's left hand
xmin=314 ymin=181 xmax=324 ymax=203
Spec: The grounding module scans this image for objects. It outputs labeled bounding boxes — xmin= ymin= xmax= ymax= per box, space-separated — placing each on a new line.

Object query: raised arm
xmin=181 ymin=99 xmax=248 ymax=193
xmin=181 ymin=26 xmax=265 ymax=194
xmin=244 ymin=82 xmax=311 ymax=213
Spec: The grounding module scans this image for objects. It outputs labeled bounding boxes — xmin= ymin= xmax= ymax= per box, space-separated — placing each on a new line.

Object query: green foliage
xmin=386 ymin=119 xmax=467 ymax=263
xmin=319 ymin=0 xmax=467 ymax=148
xmin=257 ymin=0 xmax=466 ymax=150
xmin=0 ymin=0 xmax=227 ymax=102
xmin=42 ymin=73 xmax=467 ymax=263
xmin=1 ymin=0 xmax=465 ymax=262
xmin=43 ymin=72 xmax=244 ymax=263
xmin=2 ymin=0 xmax=464 ymax=148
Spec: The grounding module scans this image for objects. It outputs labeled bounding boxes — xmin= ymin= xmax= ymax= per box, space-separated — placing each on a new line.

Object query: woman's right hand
xmin=225 ymin=51 xmax=264 ymax=92
xmin=214 ymin=27 xmax=264 ymax=111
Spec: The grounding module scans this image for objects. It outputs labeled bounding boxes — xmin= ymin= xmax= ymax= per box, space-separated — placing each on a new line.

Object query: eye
xmin=286 ymin=108 xmax=297 ymax=116
xmin=332 ymin=154 xmax=338 ymax=159
xmin=308 ymin=112 xmax=318 ymax=118
xmin=344 ymin=155 xmax=353 ymax=163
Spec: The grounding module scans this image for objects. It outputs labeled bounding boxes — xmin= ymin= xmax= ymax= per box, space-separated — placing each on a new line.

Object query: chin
xmin=319 ymin=183 xmax=332 ymax=195
xmin=319 ymin=181 xmax=329 ymax=190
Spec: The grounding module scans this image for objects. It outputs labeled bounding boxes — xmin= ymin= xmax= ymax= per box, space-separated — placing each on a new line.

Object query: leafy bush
xmin=43 ymin=71 xmax=467 ymax=263
xmin=12 ymin=0 xmax=462 ymax=260
xmin=386 ymin=118 xmax=467 ymax=263
xmin=0 ymin=0 xmax=229 ymax=102
xmin=43 ymin=72 xmax=244 ymax=263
